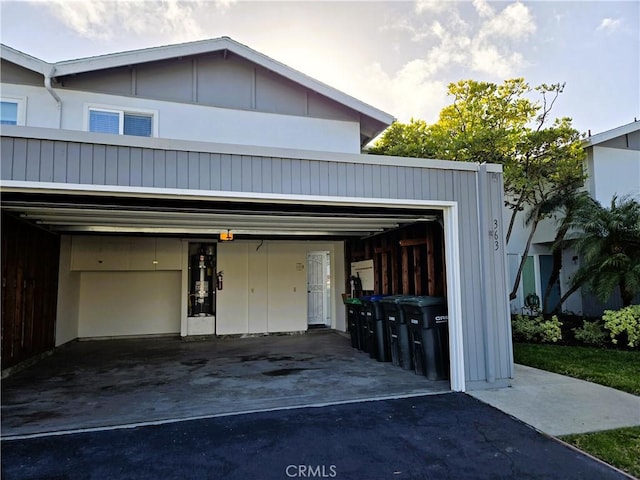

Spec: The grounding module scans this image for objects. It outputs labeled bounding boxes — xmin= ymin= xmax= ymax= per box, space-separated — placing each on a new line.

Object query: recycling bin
xmin=343 ymin=297 xmax=363 ymax=349
xmin=399 ymin=296 xmax=449 ymax=380
xmin=379 ymin=296 xmax=414 ymax=370
xmin=360 ymin=295 xmax=388 ymax=360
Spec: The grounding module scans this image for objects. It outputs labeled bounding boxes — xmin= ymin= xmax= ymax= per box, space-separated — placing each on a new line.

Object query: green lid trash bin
xmin=343 ymin=297 xmax=363 ymax=349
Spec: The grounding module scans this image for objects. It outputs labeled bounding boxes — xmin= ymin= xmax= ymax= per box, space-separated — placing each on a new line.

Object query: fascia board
xmin=51 ymin=37 xmax=395 ymax=127
xmin=583 ymin=120 xmax=640 ymax=147
xmin=0 ymin=44 xmax=50 ymax=76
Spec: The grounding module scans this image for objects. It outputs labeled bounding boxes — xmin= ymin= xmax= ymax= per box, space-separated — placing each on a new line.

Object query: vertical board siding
xmin=154 ymin=150 xmax=166 ymax=188
xmin=1 ymin=137 xmax=14 ymax=179
xmin=40 ymin=141 xmax=54 ymax=182
xmin=117 ymin=147 xmax=130 ymax=186
xmin=105 ymin=146 xmax=118 ymax=185
xmin=53 ymin=142 xmax=68 ymax=183
xmin=25 ymin=139 xmax=40 ymax=181
xmin=67 ymin=143 xmax=80 ymax=183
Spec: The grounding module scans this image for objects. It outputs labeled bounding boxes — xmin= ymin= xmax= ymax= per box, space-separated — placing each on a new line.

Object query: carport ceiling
xmin=2 ymin=199 xmax=439 ymax=237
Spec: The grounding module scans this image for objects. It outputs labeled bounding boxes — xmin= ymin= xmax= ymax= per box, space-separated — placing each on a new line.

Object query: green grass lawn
xmin=513 ymin=343 xmax=640 ymax=395
xmin=560 ymin=427 xmax=640 ymax=479
xmin=514 ymin=343 xmax=640 ymax=476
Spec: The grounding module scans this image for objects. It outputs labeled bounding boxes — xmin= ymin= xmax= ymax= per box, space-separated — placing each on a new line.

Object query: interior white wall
xmin=216 ymin=241 xmax=250 ymax=335
xmin=0 ymin=84 xmax=361 ymax=154
xmin=55 ymin=235 xmax=80 ymax=345
xmin=78 ymin=271 xmax=181 ymax=338
xmin=266 ymin=243 xmax=308 ymax=333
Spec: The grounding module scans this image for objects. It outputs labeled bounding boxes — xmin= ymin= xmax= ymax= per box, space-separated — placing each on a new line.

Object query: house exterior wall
xmin=55 ymin=52 xmax=360 ymax=124
xmin=0 ymin=83 xmax=361 ymax=153
xmin=588 ymin=146 xmax=640 ymax=204
xmin=506 ymin=126 xmax=640 ymax=316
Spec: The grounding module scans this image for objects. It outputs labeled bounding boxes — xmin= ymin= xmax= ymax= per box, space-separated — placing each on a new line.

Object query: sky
xmin=0 ymin=0 xmax=638 ymax=137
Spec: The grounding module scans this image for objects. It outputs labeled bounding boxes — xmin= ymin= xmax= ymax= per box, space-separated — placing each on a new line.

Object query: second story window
xmin=1 ymin=101 xmax=18 ymax=125
xmin=88 ymin=107 xmax=155 ymax=137
xmin=1 ymin=98 xmax=26 ymax=125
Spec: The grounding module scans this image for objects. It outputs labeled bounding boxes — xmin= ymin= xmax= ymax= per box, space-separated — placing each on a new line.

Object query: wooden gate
xmin=1 ymin=213 xmax=60 ymax=369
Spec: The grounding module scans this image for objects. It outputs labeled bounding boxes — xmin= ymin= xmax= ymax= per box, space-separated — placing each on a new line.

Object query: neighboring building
xmin=506 ymin=120 xmax=640 ymax=316
xmin=1 ymin=38 xmax=512 ymax=392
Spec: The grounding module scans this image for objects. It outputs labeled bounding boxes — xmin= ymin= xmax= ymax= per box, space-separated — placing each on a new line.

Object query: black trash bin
xmin=379 ymin=296 xmax=415 ymax=370
xmin=343 ymin=297 xmax=363 ymax=349
xmin=357 ymin=301 xmax=370 ymax=353
xmin=399 ymin=296 xmax=449 ymax=380
xmin=360 ymin=295 xmax=387 ymax=360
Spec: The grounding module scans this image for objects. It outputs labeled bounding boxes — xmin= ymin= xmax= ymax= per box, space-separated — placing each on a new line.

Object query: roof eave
xmin=0 ymin=44 xmax=50 ymax=76
xmin=583 ymin=120 xmax=640 ymax=147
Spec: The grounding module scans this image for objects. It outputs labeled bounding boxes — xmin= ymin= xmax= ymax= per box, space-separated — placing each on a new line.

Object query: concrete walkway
xmin=469 ymin=364 xmax=640 ymax=436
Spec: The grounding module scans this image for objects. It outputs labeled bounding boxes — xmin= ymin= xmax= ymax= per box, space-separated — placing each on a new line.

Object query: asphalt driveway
xmin=1 ymin=393 xmax=627 ymax=480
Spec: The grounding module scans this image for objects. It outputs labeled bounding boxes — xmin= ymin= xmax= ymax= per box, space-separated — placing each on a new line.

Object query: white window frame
xmin=0 ymin=96 xmax=27 ymax=126
xmin=84 ymin=103 xmax=159 ymax=137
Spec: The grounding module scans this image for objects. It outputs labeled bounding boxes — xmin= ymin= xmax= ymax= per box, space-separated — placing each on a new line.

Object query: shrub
xmin=573 ymin=320 xmax=608 ymax=347
xmin=603 ymin=305 xmax=640 ymax=348
xmin=539 ymin=315 xmax=563 ymax=343
xmin=512 ymin=314 xmax=562 ymax=343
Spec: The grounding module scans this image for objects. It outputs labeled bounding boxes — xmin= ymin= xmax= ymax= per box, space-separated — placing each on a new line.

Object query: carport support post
xmin=477 ymin=163 xmax=496 ymax=384
xmin=443 ymin=205 xmax=465 ymax=392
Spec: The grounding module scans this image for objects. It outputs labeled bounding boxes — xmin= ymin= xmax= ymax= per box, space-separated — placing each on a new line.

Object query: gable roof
xmin=0 ymin=44 xmax=51 ymax=76
xmin=584 ymin=120 xmax=640 ymax=147
xmin=1 ymin=37 xmax=395 ymax=142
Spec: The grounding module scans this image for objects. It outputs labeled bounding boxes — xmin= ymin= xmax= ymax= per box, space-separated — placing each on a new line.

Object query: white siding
xmin=0 ymin=84 xmax=361 ymax=153
xmin=591 ymin=146 xmax=640 ymax=204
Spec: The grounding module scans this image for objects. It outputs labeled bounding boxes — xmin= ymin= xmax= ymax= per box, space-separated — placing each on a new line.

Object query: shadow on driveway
xmin=1 ymin=393 xmax=627 ymax=480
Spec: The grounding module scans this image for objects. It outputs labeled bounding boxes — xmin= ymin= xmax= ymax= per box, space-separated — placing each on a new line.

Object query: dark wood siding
xmin=1 ymin=213 xmax=60 ymax=369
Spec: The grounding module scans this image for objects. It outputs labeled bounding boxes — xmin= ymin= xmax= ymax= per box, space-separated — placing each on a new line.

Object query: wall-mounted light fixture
xmin=219 ymin=230 xmax=234 ymax=241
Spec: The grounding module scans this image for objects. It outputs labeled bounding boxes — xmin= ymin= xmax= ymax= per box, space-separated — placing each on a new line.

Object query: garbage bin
xmin=399 ymin=296 xmax=449 ymax=380
xmin=357 ymin=301 xmax=370 ymax=353
xmin=379 ymin=296 xmax=414 ymax=370
xmin=360 ymin=295 xmax=387 ymax=360
xmin=343 ymin=297 xmax=363 ymax=349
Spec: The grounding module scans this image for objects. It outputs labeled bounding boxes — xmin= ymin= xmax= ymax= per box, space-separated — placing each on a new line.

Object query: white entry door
xmin=307 ymin=251 xmax=330 ymax=326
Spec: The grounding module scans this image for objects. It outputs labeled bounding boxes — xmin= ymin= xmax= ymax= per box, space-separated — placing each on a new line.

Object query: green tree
xmin=557 ymin=195 xmax=640 ymax=308
xmin=541 ymin=191 xmax=594 ymax=313
xmin=370 ymin=78 xmax=586 ymax=301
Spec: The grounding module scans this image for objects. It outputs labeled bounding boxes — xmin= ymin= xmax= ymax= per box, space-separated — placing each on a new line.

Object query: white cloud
xmin=597 ymin=17 xmax=622 ymax=33
xmin=42 ymin=0 xmax=236 ymax=42
xmin=402 ymin=1 xmax=536 ymax=79
xmin=356 ymin=62 xmax=449 ymax=124
xmin=472 ymin=0 xmax=494 ymax=19
xmin=415 ymin=0 xmax=450 ymax=15
xmin=480 ymin=2 xmax=536 ymax=41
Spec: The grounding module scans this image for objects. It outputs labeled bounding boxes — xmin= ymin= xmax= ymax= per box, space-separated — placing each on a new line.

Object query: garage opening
xmin=2 ymin=190 xmax=463 ymax=397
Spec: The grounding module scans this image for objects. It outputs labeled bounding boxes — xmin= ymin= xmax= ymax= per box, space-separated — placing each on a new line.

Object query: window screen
xmin=124 ymin=113 xmax=152 ymax=137
xmin=0 ymin=101 xmax=18 ymax=125
xmin=89 ymin=110 xmax=119 ymax=134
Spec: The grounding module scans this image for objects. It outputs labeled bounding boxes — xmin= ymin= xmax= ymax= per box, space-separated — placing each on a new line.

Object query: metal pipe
xmin=44 ymin=67 xmax=62 ymax=128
